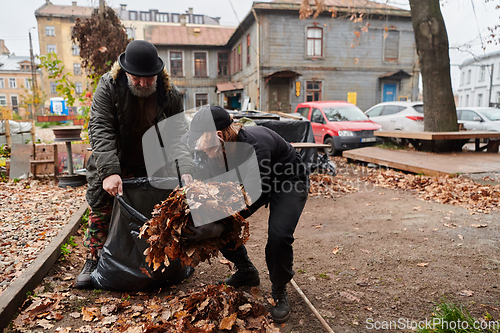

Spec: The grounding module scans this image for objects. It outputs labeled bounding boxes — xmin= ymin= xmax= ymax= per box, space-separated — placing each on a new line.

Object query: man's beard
xmin=127 ymin=75 xmax=157 ymax=97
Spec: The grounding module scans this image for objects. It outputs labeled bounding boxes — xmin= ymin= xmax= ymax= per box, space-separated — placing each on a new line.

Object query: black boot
xmin=75 ymin=258 xmax=98 ymax=289
xmin=219 ymin=245 xmax=260 ymax=287
xmin=271 ymin=284 xmax=290 ymax=323
xmin=170 ymin=266 xmax=195 ymax=285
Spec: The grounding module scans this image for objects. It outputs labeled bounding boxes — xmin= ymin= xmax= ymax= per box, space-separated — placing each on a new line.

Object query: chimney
xmin=45 ymin=0 xmax=52 ymax=4
xmin=187 ymin=7 xmax=193 ymax=14
xmin=0 ymin=40 xmax=10 ymax=55
xmin=120 ymin=4 xmax=127 ymax=11
xmin=72 ymin=1 xmax=77 ymax=6
xmin=180 ymin=14 xmax=186 ymax=26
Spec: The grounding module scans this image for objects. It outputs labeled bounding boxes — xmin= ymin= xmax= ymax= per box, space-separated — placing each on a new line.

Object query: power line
xmin=470 ymin=0 xmax=485 ymax=52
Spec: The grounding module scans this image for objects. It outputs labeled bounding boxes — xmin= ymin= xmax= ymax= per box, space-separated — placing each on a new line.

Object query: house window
xmin=306 ymin=27 xmax=323 ymax=57
xmin=465 ymin=94 xmax=469 ymax=106
xmin=306 ymin=81 xmax=322 ymax=102
xmin=125 ymin=27 xmax=135 ymax=39
xmin=9 ymin=78 xmax=16 ymax=88
xmin=45 ymin=25 xmax=55 ymax=36
xmin=460 ymin=71 xmax=464 ymax=86
xmin=195 ymin=93 xmax=208 ymax=107
xmin=140 ymin=12 xmax=151 ymax=21
xmin=74 ymin=63 xmax=81 ymax=75
xmin=193 ymin=15 xmax=204 ymax=24
xmin=0 ymin=95 xmax=6 ymax=106
xmin=384 ymin=30 xmax=400 ymax=62
xmin=11 ymin=96 xmax=18 ymax=112
xmin=237 ymin=42 xmax=242 ymax=72
xmin=25 ymin=78 xmax=32 ymax=89
xmin=129 ymin=11 xmax=137 ymax=20
xmin=72 ymin=44 xmax=80 ymax=55
xmin=171 ymin=14 xmax=179 ymax=23
xmin=247 ymin=34 xmax=251 ymax=65
xmin=0 ymin=78 xmax=4 ymax=88
xmin=75 ymin=82 xmax=83 ymax=94
xmin=156 ymin=13 xmax=169 ymax=22
xmin=50 ymin=82 xmax=57 ymax=94
xmin=479 ymin=66 xmax=485 ymax=82
xmin=496 ymin=91 xmax=500 ymax=104
xmin=47 ymin=44 xmax=57 ymax=54
xmin=217 ymin=52 xmax=229 ymax=76
xmin=194 ymin=52 xmax=207 ymax=77
xmin=467 ymin=70 xmax=471 ymax=84
xmin=477 ymin=93 xmax=483 ymax=106
xmin=170 ymin=52 xmax=183 ymax=77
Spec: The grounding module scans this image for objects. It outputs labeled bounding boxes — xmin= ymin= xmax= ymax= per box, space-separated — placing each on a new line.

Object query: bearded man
xmin=76 ymin=40 xmax=195 ymax=289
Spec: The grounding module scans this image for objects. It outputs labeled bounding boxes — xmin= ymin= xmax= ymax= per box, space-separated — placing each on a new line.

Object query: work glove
xmin=183 ymin=222 xmax=225 ymax=243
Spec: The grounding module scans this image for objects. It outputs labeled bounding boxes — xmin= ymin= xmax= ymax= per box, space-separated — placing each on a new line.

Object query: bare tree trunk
xmin=409 ymin=0 xmax=458 ymax=133
xmin=99 ymin=0 xmax=105 ymax=21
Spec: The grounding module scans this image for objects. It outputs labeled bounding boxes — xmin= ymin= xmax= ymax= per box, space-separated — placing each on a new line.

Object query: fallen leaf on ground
xmin=417 ymin=263 xmax=428 ymax=267
xmin=443 ymin=223 xmax=458 ymax=228
xmin=459 ymin=290 xmax=474 ymax=297
xmin=458 ymin=234 xmax=464 ymax=240
xmin=360 ymin=249 xmax=370 ymax=254
xmin=81 ymin=307 xmax=99 ymax=322
xmin=470 ymin=224 xmax=488 ymax=228
xmin=332 ymin=246 xmax=339 ymax=254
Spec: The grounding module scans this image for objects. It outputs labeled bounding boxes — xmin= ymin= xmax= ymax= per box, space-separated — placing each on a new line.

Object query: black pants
xmin=222 ymin=179 xmax=308 ymax=287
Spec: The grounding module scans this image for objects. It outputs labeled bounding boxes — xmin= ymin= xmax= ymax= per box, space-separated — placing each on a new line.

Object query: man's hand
xmin=182 ymin=223 xmax=224 ymax=243
xmin=181 ymin=174 xmax=193 ymax=186
xmin=103 ymin=174 xmax=123 ymax=196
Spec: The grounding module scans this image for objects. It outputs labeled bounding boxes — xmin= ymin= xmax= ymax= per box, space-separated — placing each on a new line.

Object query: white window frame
xmin=45 ymin=25 xmax=55 ymax=36
xmin=0 ymin=94 xmax=7 ymax=106
xmin=477 ymin=93 xmax=483 ymax=107
xmin=125 ymin=27 xmax=136 ymax=39
xmin=467 ymin=69 xmax=471 ymax=84
xmin=193 ymin=51 xmax=209 ymax=77
xmin=460 ymin=71 xmax=464 ymax=86
xmin=74 ymin=63 xmax=81 ymax=75
xmin=465 ymin=94 xmax=470 ymax=107
xmin=194 ymin=92 xmax=209 ymax=108
xmin=11 ymin=94 xmax=18 ymax=110
xmin=496 ymin=91 xmax=500 ymax=104
xmin=47 ymin=44 xmax=57 ymax=54
xmin=0 ymin=78 xmax=4 ymax=88
xmin=169 ymin=50 xmax=184 ymax=77
xmin=72 ymin=44 xmax=80 ymax=56
xmin=479 ymin=66 xmax=486 ymax=82
xmin=25 ymin=78 xmax=32 ymax=89
xmin=8 ymin=78 xmax=16 ymax=88
xmin=50 ymin=82 xmax=57 ymax=94
xmin=75 ymin=82 xmax=83 ymax=94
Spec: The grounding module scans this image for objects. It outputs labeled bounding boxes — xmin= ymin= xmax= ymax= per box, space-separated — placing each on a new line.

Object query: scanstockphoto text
xmin=365 ymin=317 xmax=500 ymax=331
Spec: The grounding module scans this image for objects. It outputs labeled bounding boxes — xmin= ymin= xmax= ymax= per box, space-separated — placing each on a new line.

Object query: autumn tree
xmin=71 ymin=4 xmax=129 ymax=80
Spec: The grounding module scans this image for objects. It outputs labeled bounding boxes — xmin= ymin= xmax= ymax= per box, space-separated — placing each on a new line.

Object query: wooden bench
xmin=375 ymin=131 xmax=500 ymax=153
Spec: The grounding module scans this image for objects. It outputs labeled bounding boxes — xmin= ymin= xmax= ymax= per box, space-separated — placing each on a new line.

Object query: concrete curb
xmin=0 ymin=202 xmax=89 ymax=331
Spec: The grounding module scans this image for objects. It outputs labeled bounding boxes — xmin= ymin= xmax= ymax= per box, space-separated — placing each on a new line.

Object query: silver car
xmin=364 ymin=101 xmax=424 ymax=131
xmin=456 ymin=107 xmax=500 ymax=131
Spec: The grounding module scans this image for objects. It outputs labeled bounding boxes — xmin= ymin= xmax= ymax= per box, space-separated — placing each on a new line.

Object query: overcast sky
xmin=1 ymin=0 xmax=499 ymax=90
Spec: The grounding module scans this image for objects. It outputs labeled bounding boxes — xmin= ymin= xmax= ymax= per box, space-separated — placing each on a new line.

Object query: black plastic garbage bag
xmin=90 ymin=177 xmax=185 ymax=291
xmin=311 ymin=153 xmax=337 ymax=176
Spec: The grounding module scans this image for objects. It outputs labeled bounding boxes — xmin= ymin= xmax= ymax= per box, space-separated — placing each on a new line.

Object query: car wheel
xmin=324 ymin=137 xmax=337 ymax=156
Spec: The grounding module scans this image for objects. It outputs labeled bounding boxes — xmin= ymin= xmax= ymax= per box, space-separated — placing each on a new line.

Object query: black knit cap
xmin=188 ymin=105 xmax=233 ymax=148
xmin=118 ymin=40 xmax=164 ymax=77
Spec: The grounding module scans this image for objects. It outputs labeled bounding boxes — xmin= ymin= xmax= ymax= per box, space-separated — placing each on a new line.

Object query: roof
xmin=0 ymin=55 xmax=39 ymax=72
xmin=145 ymin=25 xmax=235 ymax=46
xmin=35 ymin=3 xmax=94 ymax=18
xmin=216 ymin=82 xmax=244 ymax=92
xmin=379 ymin=69 xmax=412 ymax=79
xmin=254 ymin=0 xmax=411 ymax=16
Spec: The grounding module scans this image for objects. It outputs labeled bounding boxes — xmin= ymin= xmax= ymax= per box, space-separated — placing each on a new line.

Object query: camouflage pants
xmin=84 ymin=195 xmax=114 ymax=259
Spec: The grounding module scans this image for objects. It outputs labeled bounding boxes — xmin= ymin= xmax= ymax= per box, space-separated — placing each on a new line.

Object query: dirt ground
xmin=5 ymin=161 xmax=500 ymax=333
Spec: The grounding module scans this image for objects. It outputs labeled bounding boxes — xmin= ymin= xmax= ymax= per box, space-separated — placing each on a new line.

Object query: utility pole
xmin=99 ymin=0 xmax=105 ymax=20
xmin=488 ymin=64 xmax=494 ymax=107
xmin=29 ymin=27 xmax=38 ymax=118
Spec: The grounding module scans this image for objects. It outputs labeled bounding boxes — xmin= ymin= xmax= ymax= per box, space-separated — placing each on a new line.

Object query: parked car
xmin=295 ymin=101 xmax=382 ymax=155
xmin=456 ymin=107 xmax=500 ymax=131
xmin=364 ymin=101 xmax=424 ymax=132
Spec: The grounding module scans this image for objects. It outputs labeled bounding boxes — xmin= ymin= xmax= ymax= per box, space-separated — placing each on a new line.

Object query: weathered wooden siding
xmin=259 ymin=11 xmax=418 ymax=111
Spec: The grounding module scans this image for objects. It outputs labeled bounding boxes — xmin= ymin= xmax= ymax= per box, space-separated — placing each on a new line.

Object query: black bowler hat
xmin=187 ymin=105 xmax=233 ymax=148
xmin=118 ymin=40 xmax=164 ymax=77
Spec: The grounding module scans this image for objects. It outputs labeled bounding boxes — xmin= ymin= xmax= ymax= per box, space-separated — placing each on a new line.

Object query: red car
xmin=295 ymin=101 xmax=382 ymax=155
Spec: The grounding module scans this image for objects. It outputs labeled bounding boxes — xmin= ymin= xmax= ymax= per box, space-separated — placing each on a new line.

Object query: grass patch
xmin=60 ymin=236 xmax=77 ymax=260
xmin=376 ymin=140 xmax=408 ymax=150
xmin=417 ymin=299 xmax=498 ymax=332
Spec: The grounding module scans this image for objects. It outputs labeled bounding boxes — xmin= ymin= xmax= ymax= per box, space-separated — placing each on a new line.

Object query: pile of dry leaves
xmin=309 ymin=173 xmax=358 ymax=198
xmin=361 ymin=169 xmax=500 ymax=213
xmin=13 ymin=284 xmax=279 ymax=332
xmin=139 ymin=181 xmax=250 ymax=270
xmin=0 ymin=179 xmax=86 ymax=294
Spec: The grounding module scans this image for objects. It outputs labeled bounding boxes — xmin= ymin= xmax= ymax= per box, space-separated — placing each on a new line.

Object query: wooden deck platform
xmin=343 ymin=147 xmax=500 ymax=177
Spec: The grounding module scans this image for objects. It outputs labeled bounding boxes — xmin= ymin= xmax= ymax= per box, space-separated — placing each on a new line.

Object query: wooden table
xmin=290 ymin=142 xmax=331 ymax=149
xmin=375 ymin=131 xmax=500 ymax=152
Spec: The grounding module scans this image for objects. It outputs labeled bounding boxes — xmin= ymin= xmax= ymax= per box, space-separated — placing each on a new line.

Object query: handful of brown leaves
xmin=139 ymin=181 xmax=250 ymax=270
